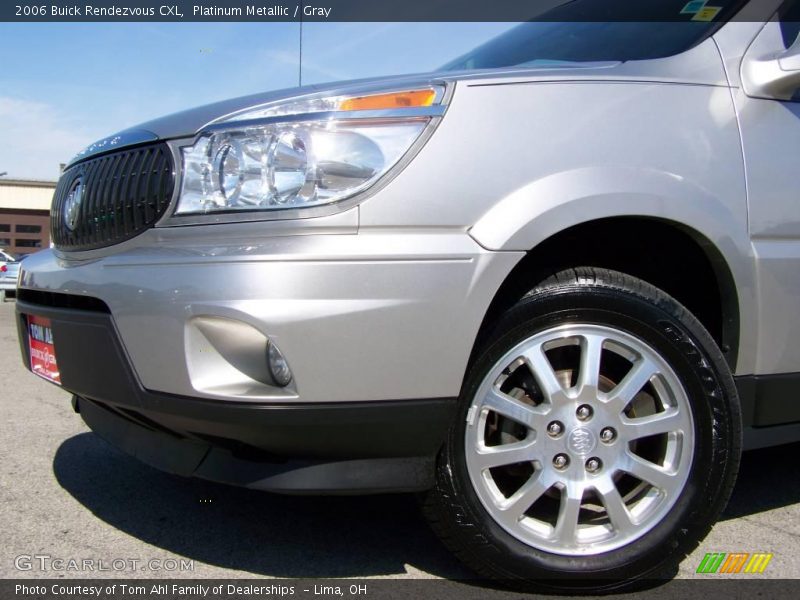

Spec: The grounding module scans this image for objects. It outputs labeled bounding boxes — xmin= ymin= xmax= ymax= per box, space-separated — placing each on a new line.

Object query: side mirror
xmin=742 ymin=27 xmax=800 ymax=101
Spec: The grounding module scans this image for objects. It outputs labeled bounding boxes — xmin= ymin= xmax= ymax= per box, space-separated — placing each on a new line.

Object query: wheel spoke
xmin=473 ymin=438 xmax=537 ymax=471
xmin=521 ymin=344 xmax=564 ymax=403
xmin=622 ymin=408 xmax=684 ymax=440
xmin=621 ymin=451 xmax=676 ymax=492
xmin=576 ymin=334 xmax=605 ymax=396
xmin=553 ymin=483 xmax=583 ymax=544
xmin=497 ymin=472 xmax=552 ymax=525
xmin=604 ymin=357 xmax=658 ymax=413
xmin=595 ymin=479 xmax=637 ymax=537
xmin=483 ymin=388 xmax=545 ymax=428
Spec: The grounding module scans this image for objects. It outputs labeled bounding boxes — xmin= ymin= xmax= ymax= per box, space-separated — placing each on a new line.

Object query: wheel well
xmin=474 ymin=217 xmax=739 ymax=370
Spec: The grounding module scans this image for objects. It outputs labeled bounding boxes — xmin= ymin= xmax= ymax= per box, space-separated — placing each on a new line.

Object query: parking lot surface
xmin=2 ymin=300 xmax=800 ymax=585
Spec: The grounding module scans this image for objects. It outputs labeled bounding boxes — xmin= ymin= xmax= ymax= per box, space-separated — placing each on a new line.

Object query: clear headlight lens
xmin=175 ymin=87 xmax=442 ymax=216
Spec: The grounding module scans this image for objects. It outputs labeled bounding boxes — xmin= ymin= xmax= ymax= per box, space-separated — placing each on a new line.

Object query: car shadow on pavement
xmin=53 ymin=432 xmax=474 ymax=579
xmin=53 ymin=433 xmax=800 ymax=579
xmin=720 ymin=440 xmax=800 ymax=520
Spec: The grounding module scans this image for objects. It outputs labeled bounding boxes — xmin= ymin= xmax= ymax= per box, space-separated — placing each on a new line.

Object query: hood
xmin=65 ymin=63 xmax=624 ymax=167
xmin=67 ymin=46 xmax=726 ymax=168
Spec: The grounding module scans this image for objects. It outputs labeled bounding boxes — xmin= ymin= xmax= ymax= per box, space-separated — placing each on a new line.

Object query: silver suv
xmin=15 ymin=0 xmax=800 ymax=591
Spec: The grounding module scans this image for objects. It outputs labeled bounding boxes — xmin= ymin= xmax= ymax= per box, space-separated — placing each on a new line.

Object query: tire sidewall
xmin=443 ymin=282 xmax=739 ymax=584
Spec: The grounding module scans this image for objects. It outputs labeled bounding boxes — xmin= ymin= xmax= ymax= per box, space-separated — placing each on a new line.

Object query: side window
xmin=780 ymin=0 xmax=800 ymax=49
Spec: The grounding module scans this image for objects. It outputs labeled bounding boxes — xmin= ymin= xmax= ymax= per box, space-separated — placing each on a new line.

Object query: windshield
xmin=441 ymin=0 xmax=746 ymax=70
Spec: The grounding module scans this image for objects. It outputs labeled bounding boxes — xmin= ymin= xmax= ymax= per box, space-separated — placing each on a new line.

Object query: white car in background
xmin=0 ymin=249 xmax=20 ymax=301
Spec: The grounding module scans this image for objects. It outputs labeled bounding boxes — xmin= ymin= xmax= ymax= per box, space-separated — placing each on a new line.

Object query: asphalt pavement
xmin=2 ymin=300 xmax=800 ymax=588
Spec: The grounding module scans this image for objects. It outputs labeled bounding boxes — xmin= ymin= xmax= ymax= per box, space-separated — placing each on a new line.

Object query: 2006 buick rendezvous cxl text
xmin=16 ymin=0 xmax=800 ymax=591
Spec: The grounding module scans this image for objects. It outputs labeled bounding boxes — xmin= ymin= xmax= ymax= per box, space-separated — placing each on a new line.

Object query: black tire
xmin=422 ymin=267 xmax=741 ymax=593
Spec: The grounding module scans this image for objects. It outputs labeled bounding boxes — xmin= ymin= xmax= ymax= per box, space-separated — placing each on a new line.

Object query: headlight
xmin=175 ymin=86 xmax=446 ymax=217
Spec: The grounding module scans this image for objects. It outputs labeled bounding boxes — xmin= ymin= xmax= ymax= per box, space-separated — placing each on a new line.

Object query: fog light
xmin=267 ymin=340 xmax=293 ymax=387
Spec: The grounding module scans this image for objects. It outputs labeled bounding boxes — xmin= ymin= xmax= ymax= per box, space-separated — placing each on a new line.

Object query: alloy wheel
xmin=464 ymin=323 xmax=694 ymax=555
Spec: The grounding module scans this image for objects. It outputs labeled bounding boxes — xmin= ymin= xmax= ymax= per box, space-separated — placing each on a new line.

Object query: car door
xmin=734 ymin=0 xmax=800 ymax=422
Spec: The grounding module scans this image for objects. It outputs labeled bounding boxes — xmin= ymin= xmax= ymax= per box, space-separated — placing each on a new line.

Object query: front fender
xmin=469 ymin=166 xmax=758 ymax=375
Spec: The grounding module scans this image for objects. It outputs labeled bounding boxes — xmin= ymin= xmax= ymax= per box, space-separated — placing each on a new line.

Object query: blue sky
xmin=0 ymin=22 xmax=512 ymax=180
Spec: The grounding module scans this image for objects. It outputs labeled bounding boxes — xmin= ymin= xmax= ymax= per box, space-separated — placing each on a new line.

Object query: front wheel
xmin=423 ymin=268 xmax=741 ymax=593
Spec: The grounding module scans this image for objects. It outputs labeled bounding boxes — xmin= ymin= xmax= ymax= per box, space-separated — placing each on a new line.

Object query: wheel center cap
xmin=566 ymin=427 xmax=596 ymax=456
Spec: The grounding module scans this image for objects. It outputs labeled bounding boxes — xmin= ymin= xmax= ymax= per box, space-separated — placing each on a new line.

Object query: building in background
xmin=0 ymin=178 xmax=54 ymax=256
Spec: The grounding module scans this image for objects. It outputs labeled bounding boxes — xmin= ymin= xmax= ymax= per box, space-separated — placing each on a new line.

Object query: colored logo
xmin=696 ymin=552 xmax=773 ymax=574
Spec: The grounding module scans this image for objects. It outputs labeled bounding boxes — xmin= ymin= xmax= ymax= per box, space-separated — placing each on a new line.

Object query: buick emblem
xmin=567 ymin=428 xmax=596 ymax=456
xmin=63 ymin=177 xmax=84 ymax=232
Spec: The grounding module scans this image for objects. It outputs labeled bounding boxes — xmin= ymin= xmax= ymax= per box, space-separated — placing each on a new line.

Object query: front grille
xmin=51 ymin=143 xmax=175 ymax=251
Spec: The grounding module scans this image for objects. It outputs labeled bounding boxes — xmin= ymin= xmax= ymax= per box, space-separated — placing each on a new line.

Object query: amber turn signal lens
xmin=340 ymin=89 xmax=437 ymax=111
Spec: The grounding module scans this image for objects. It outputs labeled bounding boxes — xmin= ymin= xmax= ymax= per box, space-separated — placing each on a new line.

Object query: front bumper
xmin=16 ymin=297 xmax=455 ymax=492
xmin=18 ymin=230 xmax=520 ymax=403
xmin=16 ymin=229 xmax=522 ymax=492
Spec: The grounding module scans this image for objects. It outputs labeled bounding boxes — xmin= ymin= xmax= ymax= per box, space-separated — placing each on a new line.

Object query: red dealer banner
xmin=28 ymin=315 xmax=61 ymax=385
